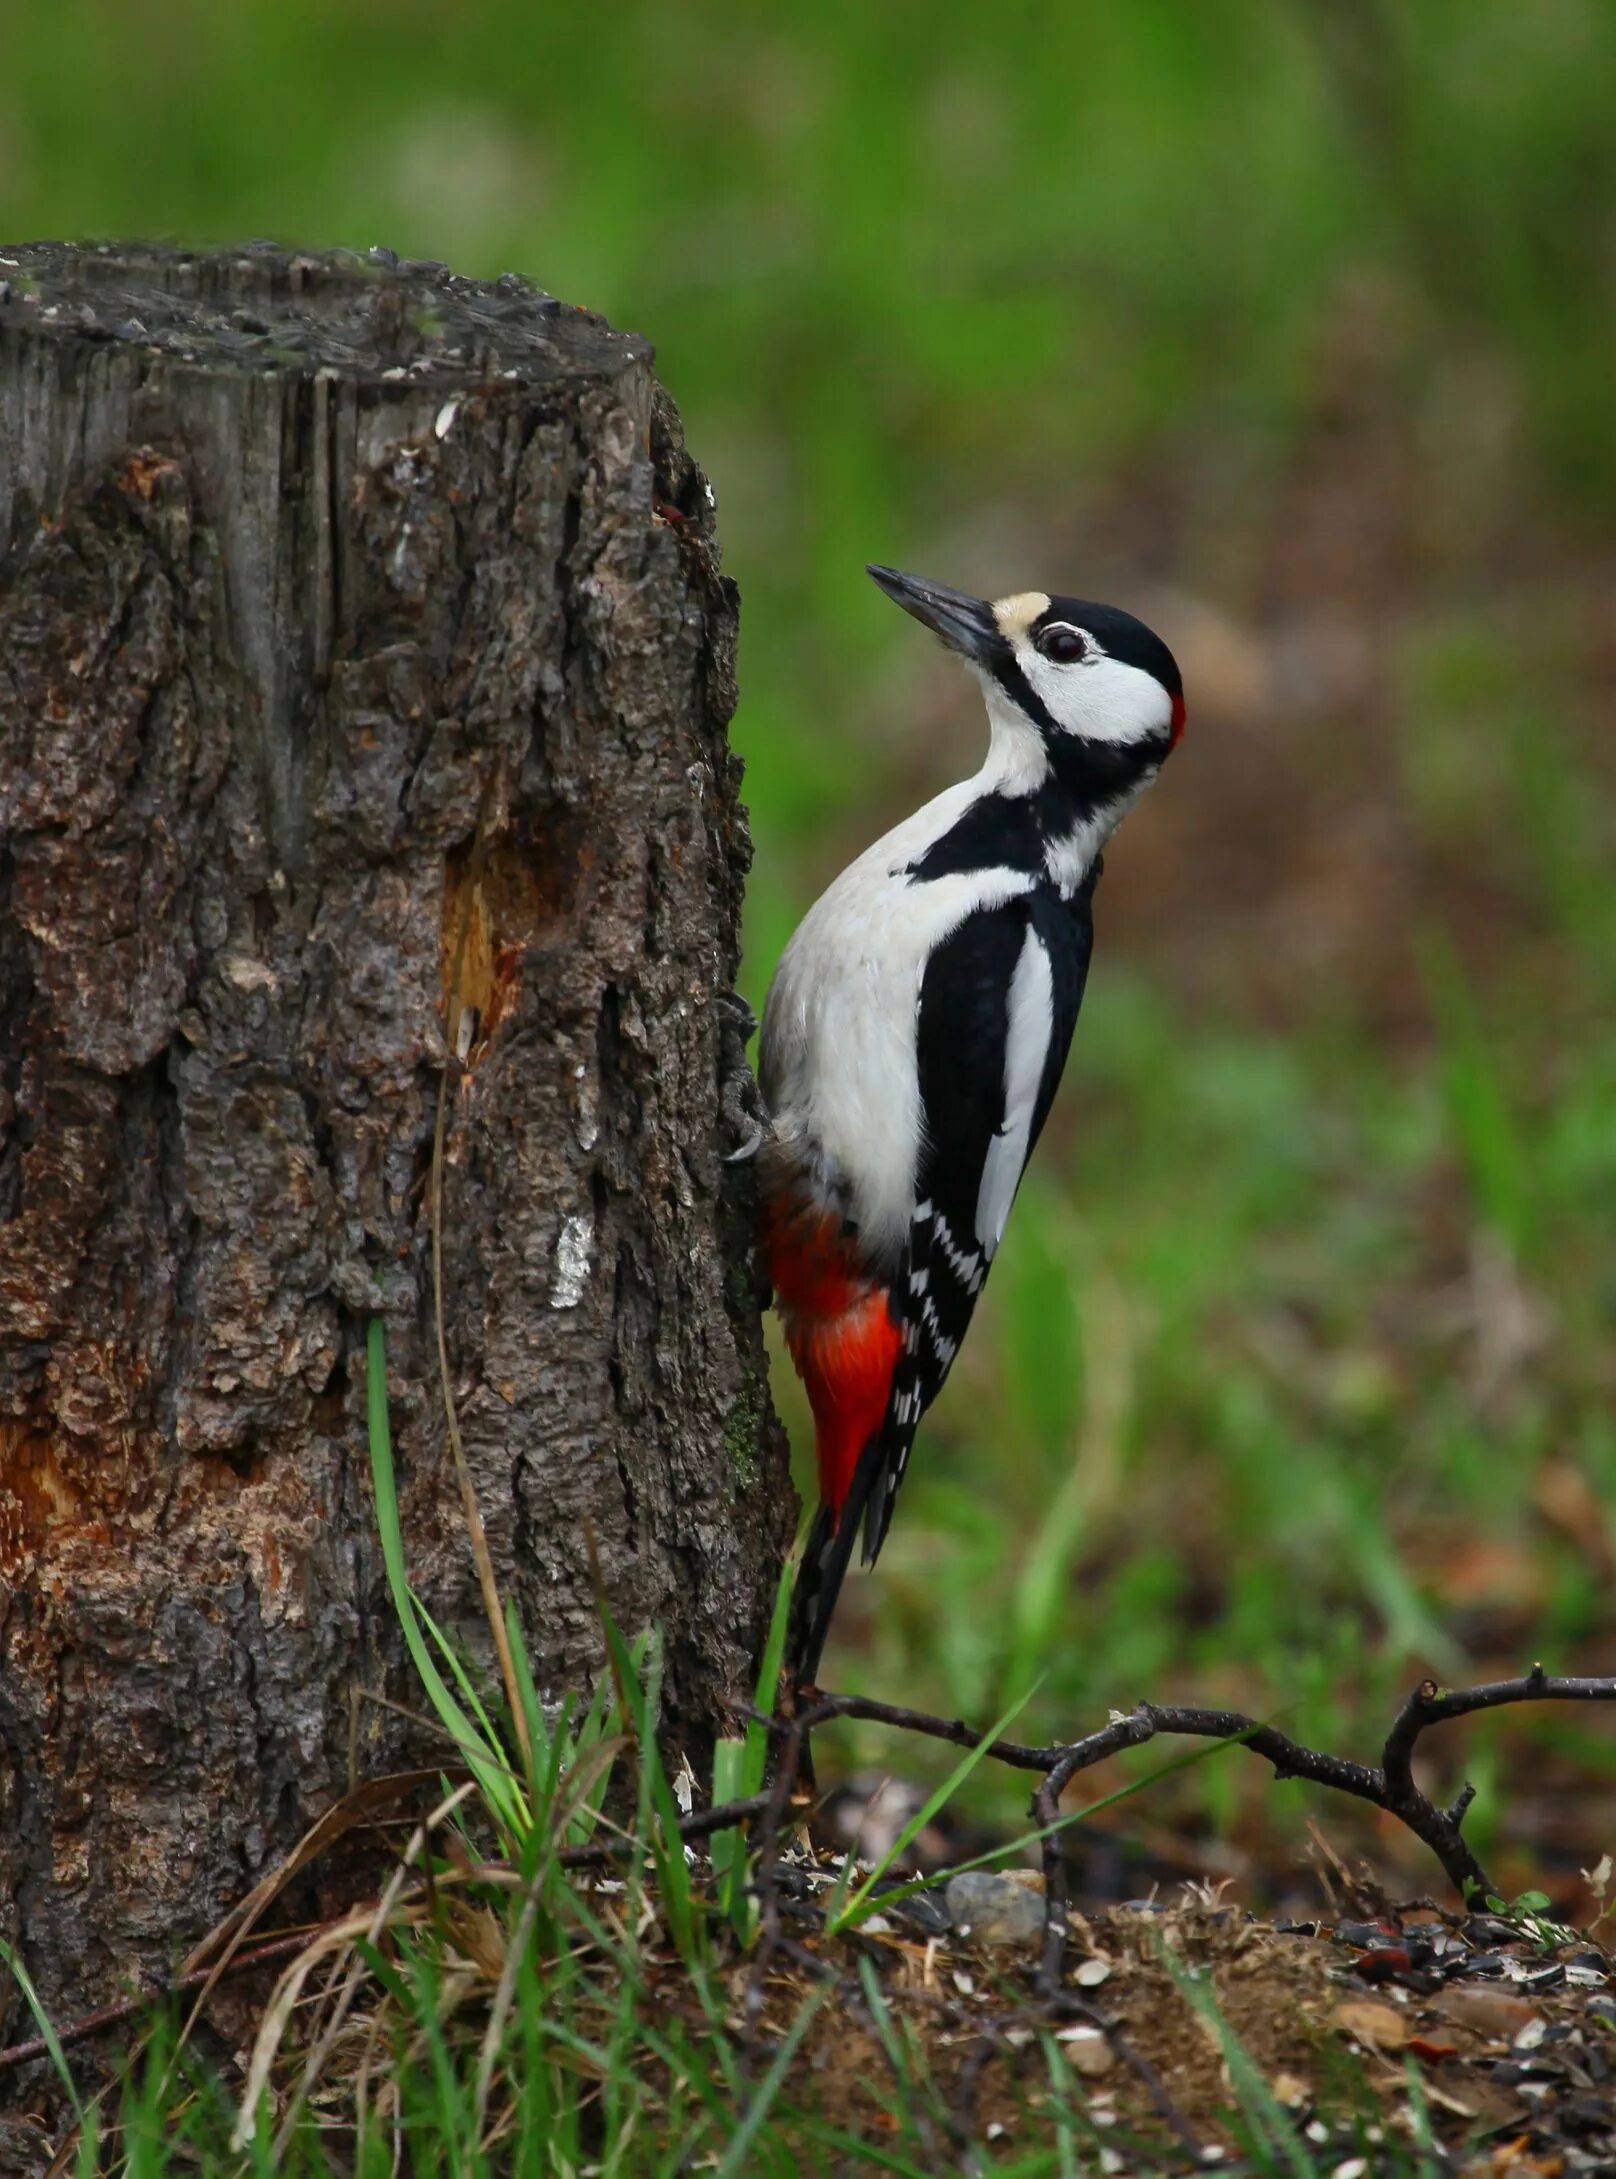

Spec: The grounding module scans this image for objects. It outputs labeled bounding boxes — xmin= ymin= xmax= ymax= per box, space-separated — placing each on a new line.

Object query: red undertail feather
xmin=764 ymin=1195 xmax=900 ymax=1521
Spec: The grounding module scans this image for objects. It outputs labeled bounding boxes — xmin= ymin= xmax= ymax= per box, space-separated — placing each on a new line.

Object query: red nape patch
xmin=1169 ymin=690 xmax=1187 ymax=750
xmin=764 ymin=1194 xmax=900 ymax=1518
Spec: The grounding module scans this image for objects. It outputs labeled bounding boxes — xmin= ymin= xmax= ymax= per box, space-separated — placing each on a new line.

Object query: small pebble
xmin=943 ymin=1871 xmax=1044 ymax=1948
xmin=1056 ymin=2026 xmax=1115 ymax=2079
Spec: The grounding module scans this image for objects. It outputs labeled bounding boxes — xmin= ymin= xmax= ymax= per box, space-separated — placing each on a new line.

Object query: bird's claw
xmin=719 ymin=989 xmax=771 ymax=1164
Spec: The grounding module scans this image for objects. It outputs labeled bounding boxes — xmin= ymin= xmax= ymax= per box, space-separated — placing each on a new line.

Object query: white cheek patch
xmin=1017 ymin=646 xmax=1172 ymax=745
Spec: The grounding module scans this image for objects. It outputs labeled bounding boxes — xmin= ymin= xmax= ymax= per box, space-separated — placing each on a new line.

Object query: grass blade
xmin=828 ymin=1682 xmax=1039 ymax=1932
xmin=712 ymin=1983 xmax=828 ymax=2179
xmin=1158 ymin=1938 xmax=1312 ymax=2179
xmin=712 ymin=1554 xmax=797 ymax=1939
xmin=0 ymin=1938 xmax=84 ymax=2124
xmin=861 ymin=1716 xmax=1264 ymax=1922
xmin=367 ymin=1317 xmax=520 ymax=1833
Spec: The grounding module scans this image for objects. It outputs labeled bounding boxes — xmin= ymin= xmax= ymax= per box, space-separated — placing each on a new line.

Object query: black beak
xmin=867 ymin=565 xmax=1002 ymax=669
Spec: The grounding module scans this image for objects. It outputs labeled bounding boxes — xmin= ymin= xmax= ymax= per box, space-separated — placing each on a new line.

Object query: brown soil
xmin=760 ymin=1888 xmax=1616 ymax=2172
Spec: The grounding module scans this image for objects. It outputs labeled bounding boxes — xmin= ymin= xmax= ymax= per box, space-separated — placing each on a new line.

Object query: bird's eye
xmin=1037 ymin=624 xmax=1088 ymax=665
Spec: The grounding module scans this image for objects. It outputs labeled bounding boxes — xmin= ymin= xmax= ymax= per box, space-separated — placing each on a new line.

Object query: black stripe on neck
xmin=904 ymin=778 xmax=1100 ymax=882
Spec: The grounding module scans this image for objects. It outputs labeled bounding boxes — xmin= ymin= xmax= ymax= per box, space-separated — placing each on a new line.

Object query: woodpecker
xmin=758 ymin=566 xmax=1184 ymax=1683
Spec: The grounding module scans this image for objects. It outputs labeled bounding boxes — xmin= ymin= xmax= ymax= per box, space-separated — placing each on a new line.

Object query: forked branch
xmin=781 ymin=1667 xmax=1616 ymax=1988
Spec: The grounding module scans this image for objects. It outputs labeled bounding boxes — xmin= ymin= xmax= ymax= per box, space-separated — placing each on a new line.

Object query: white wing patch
xmin=974 ymin=925 xmax=1054 ymax=1255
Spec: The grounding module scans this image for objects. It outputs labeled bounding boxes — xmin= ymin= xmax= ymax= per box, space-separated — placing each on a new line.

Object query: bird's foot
xmin=719 ymin=990 xmax=771 ymax=1163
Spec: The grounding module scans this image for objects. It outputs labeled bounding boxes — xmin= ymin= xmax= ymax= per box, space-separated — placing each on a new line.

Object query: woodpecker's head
xmin=868 ymin=565 xmax=1184 ymax=793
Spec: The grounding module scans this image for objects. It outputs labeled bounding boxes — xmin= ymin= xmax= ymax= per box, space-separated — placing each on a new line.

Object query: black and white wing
xmin=858 ymin=887 xmax=1094 ymax=1565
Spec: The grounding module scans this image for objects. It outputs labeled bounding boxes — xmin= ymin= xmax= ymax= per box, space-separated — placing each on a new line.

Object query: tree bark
xmin=0 ymin=242 xmax=791 ymax=2029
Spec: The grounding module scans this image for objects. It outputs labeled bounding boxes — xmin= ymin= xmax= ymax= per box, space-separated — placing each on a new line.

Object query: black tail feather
xmin=787 ymin=1453 xmax=885 ymax=1686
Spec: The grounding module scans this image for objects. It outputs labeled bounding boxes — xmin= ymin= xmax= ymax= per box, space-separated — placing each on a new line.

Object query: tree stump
xmin=0 ymin=242 xmax=790 ymax=2027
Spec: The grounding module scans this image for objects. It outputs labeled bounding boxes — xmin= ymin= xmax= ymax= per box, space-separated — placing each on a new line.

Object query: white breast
xmin=760 ymin=779 xmax=1034 ymax=1263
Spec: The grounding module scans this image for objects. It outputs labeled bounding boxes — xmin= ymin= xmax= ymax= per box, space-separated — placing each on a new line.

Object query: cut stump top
xmin=0 ymin=239 xmax=649 ymax=387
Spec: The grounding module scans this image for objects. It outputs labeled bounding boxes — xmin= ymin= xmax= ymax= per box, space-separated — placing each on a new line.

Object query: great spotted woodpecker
xmin=758 ymin=566 xmax=1184 ymax=1682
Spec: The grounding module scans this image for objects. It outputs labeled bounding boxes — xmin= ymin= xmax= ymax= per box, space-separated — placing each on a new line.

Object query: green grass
xmin=5 ymin=0 xmax=1615 ymax=1904
xmin=21 ymin=1332 xmax=822 ymax=2173
xmin=19 ymin=1223 xmax=1592 ymax=2170
xmin=844 ymin=957 xmax=1616 ymax=1860
xmin=11 ymin=1329 xmax=1285 ymax=2175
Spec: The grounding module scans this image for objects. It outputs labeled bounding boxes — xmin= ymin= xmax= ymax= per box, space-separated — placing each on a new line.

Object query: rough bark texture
xmin=0 ymin=241 xmax=791 ymax=2031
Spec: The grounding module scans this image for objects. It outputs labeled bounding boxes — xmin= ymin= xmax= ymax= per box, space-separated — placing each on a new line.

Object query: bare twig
xmin=20 ymin=1664 xmax=1607 ymax=2131
xmin=740 ymin=1704 xmax=814 ymax=2072
xmin=0 ymin=1932 xmax=317 ymax=2077
xmin=789 ymin=1668 xmax=1616 ymax=1924
xmin=556 ymin=1790 xmax=777 ymax=1870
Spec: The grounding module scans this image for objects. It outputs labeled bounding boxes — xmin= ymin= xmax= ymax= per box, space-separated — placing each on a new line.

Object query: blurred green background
xmin=7 ymin=0 xmax=1614 ymax=1898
